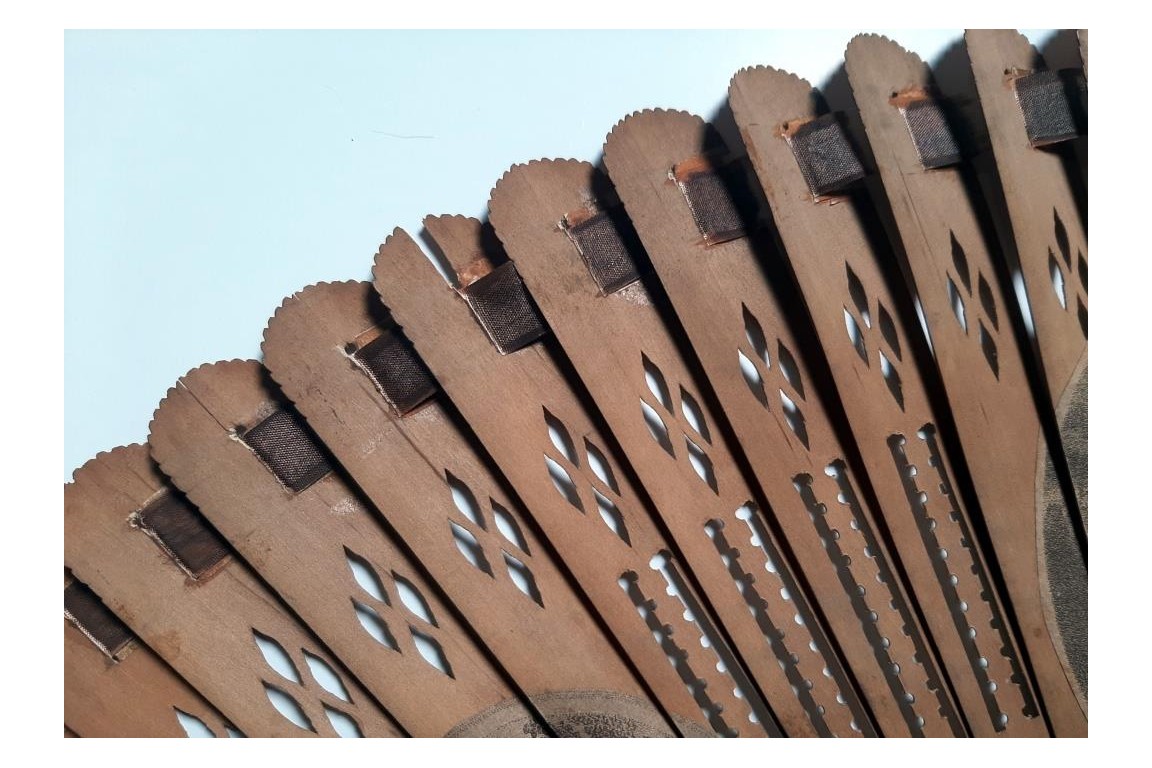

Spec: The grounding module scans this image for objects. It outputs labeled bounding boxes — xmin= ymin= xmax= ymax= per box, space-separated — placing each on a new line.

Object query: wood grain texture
xmin=259 ymin=278 xmax=680 ymax=737
xmin=366 ymin=227 xmax=780 ymax=738
xmin=600 ymin=110 xmax=967 ymax=737
xmin=963 ymin=30 xmax=1088 ymax=522
xmin=148 ymin=356 xmax=531 ymax=737
xmin=371 ymin=221 xmax=769 ymax=738
xmin=488 ymin=163 xmax=874 ymax=738
xmin=65 ymin=574 xmax=240 ymax=738
xmin=64 ymin=444 xmax=402 ymax=737
xmin=730 ymin=65 xmax=1056 ymax=737
xmin=960 ymin=30 xmax=1089 ymax=735
xmin=845 ymin=33 xmax=1086 ymax=734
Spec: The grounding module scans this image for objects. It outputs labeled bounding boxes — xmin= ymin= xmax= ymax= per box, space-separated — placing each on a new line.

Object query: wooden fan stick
xmin=148 ymin=358 xmax=541 ymax=737
xmin=597 ymin=110 xmax=963 ymax=737
xmin=487 ymin=167 xmax=874 ymax=739
xmin=730 ymin=67 xmax=1053 ymax=737
xmin=845 ymin=33 xmax=1087 ymax=730
xmin=63 ymin=445 xmax=403 ymax=738
xmin=370 ymin=219 xmax=770 ymax=737
xmin=65 ymin=570 xmax=241 ymax=738
xmin=258 ymin=282 xmax=682 ymax=738
xmin=963 ymin=31 xmax=1087 ymax=531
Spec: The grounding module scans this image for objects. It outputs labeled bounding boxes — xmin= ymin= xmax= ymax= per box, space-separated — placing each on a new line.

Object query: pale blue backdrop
xmin=64 ymin=29 xmax=1055 ymax=477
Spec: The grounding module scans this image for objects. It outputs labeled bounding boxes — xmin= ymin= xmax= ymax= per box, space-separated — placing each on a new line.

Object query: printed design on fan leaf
xmin=446 ymin=471 xmax=544 ymax=606
xmin=738 ymin=305 xmax=810 ymax=449
xmin=542 ymin=408 xmax=631 ymax=545
xmin=639 ymin=354 xmax=718 ymax=492
xmin=793 ymin=464 xmax=961 ymax=736
xmin=1047 ymin=209 xmax=1088 ymax=337
xmin=344 ymin=547 xmax=454 ymax=678
xmin=705 ymin=506 xmax=871 ymax=737
xmin=173 ymin=709 xmax=245 ymax=738
xmin=945 ymin=233 xmax=1001 ymax=379
xmin=843 ymin=263 xmax=905 ymax=410
xmin=619 ymin=552 xmax=766 ymax=737
xmin=251 ymin=628 xmax=363 ymax=737
xmin=888 ymin=426 xmax=1039 ymax=732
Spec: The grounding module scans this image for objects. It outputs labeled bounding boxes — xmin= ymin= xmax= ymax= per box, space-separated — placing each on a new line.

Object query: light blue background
xmin=64 ymin=29 xmax=1055 ymax=477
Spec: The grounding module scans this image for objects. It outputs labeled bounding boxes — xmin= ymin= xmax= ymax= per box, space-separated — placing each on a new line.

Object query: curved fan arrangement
xmin=65 ymin=30 xmax=1087 ymax=738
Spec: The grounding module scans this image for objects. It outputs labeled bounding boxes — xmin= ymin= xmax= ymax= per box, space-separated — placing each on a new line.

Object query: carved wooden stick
xmin=64 ymin=445 xmax=403 ymax=737
xmin=730 ymin=65 xmax=1054 ymax=736
xmin=260 ymin=276 xmax=679 ymax=737
xmin=65 ymin=571 xmax=241 ymax=738
xmin=149 ymin=357 xmax=541 ymax=737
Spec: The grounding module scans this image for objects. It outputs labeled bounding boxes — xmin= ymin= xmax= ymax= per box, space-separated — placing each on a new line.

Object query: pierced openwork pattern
xmin=705 ymin=505 xmax=870 ymax=737
xmin=640 ymin=354 xmax=718 ymax=492
xmin=173 ymin=709 xmax=245 ymax=738
xmin=344 ymin=547 xmax=454 ymax=677
xmin=251 ymin=628 xmax=363 ymax=737
xmin=888 ymin=426 xmax=1039 ymax=732
xmin=738 ymin=306 xmax=810 ymax=449
xmin=619 ymin=554 xmax=764 ymax=737
xmin=945 ymin=232 xmax=1001 ymax=378
xmin=843 ymin=263 xmax=905 ymax=410
xmin=446 ymin=472 xmax=544 ymax=606
xmin=793 ymin=464 xmax=960 ymax=735
xmin=1048 ymin=210 xmax=1088 ymax=338
xmin=541 ymin=408 xmax=632 ymax=545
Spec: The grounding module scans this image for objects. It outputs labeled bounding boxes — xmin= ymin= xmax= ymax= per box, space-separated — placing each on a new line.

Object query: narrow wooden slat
xmin=488 ymin=162 xmax=885 ymax=738
xmin=259 ymin=280 xmax=681 ymax=737
xmin=599 ymin=111 xmax=966 ymax=737
xmin=368 ymin=221 xmax=775 ymax=737
xmin=64 ymin=445 xmax=403 ymax=738
xmin=65 ymin=572 xmax=241 ymax=738
xmin=730 ymin=65 xmax=1057 ymax=737
xmin=148 ymin=358 xmax=537 ymax=737
xmin=963 ymin=30 xmax=1087 ymax=529
xmin=845 ymin=33 xmax=1087 ymax=733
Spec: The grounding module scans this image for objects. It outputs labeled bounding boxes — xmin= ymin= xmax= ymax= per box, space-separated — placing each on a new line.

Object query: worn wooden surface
xmin=488 ymin=162 xmax=882 ymax=738
xmin=845 ymin=33 xmax=1087 ymax=733
xmin=959 ymin=31 xmax=1089 ymax=733
xmin=64 ymin=444 xmax=402 ymax=737
xmin=259 ymin=279 xmax=680 ymax=737
xmin=599 ymin=112 xmax=966 ymax=737
xmin=63 ymin=29 xmax=1086 ymax=739
xmin=963 ymin=30 xmax=1088 ymax=525
xmin=65 ymin=573 xmax=240 ymax=738
xmin=149 ymin=357 xmax=536 ymax=737
xmin=374 ymin=234 xmax=791 ymax=737
xmin=730 ymin=65 xmax=1055 ymax=737
xmin=372 ymin=220 xmax=778 ymax=737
